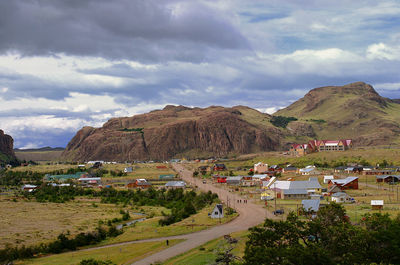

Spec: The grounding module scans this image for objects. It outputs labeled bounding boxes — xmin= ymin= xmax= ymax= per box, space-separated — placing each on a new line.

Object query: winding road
xmin=131 ymin=164 xmax=272 ymax=265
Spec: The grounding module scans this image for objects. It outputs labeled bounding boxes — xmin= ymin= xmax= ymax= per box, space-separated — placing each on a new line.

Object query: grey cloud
xmin=0 ymin=0 xmax=249 ymax=62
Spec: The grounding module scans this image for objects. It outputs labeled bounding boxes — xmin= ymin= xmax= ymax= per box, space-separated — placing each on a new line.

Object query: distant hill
xmin=63 ymin=82 xmax=400 ymax=161
xmin=275 ymin=81 xmax=400 ymax=146
xmin=62 ymin=105 xmax=285 ymax=161
xmin=0 ymin=130 xmax=18 ymax=166
xmin=14 ymin=146 xmax=65 ymax=152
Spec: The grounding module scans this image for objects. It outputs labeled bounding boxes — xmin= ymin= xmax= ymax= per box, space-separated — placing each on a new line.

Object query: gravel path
xmin=130 ymin=164 xmax=272 ymax=265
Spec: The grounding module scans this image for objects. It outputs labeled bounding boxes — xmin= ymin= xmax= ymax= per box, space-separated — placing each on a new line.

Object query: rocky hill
xmin=0 ymin=130 xmax=18 ymax=165
xmin=62 ymin=106 xmax=285 ymax=161
xmin=276 ymin=82 xmax=400 ymax=146
xmin=63 ymin=82 xmax=400 ymax=161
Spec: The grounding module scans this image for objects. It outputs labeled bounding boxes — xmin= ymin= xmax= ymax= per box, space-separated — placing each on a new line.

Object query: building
xmin=331 ymin=192 xmax=350 ymax=203
xmin=210 ymin=204 xmax=224 ymax=219
xmin=324 ymin=176 xmax=335 ymax=184
xmin=283 ymin=166 xmax=298 ymax=173
xmin=165 ymin=181 xmax=186 ymax=189
xmin=159 ymin=174 xmax=175 ymax=179
xmin=78 ymin=177 xmax=102 ymax=186
xmin=254 ymin=162 xmax=268 ymax=173
xmin=124 ymin=167 xmax=133 ymax=173
xmin=364 ymin=169 xmax=395 ymax=176
xmin=299 ymin=166 xmax=320 ymax=175
xmin=371 ymin=200 xmax=384 ymax=210
xmin=127 ymin=179 xmax=152 ymax=189
xmin=289 ymin=139 xmax=352 ymax=156
xmin=264 ymin=178 xmax=322 ymax=199
xmin=226 ymin=176 xmax=243 ymax=185
xmin=376 ymin=175 xmax=400 ymax=183
xmin=302 ymin=199 xmax=320 ymax=213
xmin=21 ymin=184 xmax=37 ymax=192
xmin=329 ymin=177 xmax=358 ymax=190
xmin=213 ymin=164 xmax=227 ymax=171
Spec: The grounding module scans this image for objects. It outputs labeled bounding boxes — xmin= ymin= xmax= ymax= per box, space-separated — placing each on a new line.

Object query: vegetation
xmin=308 ymin=119 xmax=326 ymax=124
xmin=0 ymin=226 xmax=122 ymax=263
xmin=26 ymin=186 xmax=217 ymax=226
xmin=118 ymin=128 xmax=144 ymax=134
xmin=244 ymin=203 xmax=400 ymax=265
xmin=270 ymin=116 xmax=297 ymax=128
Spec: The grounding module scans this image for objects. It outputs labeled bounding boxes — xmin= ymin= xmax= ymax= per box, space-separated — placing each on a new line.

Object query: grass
xmin=163 ymin=230 xmax=249 ymax=265
xmin=100 ymin=204 xmax=238 ymax=246
xmin=14 ymin=151 xmax=63 ymax=162
xmin=19 ymin=239 xmax=184 ymax=265
xmin=0 ymin=197 xmax=133 ymax=248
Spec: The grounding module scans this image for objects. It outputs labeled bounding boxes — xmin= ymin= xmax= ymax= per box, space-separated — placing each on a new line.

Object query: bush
xmin=270 ymin=116 xmax=297 ymax=128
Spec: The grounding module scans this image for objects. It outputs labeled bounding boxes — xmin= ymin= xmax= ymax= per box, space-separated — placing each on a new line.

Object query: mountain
xmin=275 ymin=82 xmax=400 ymax=146
xmin=0 ymin=130 xmax=18 ymax=165
xmin=63 ymin=82 xmax=400 ymax=161
xmin=62 ymin=106 xmax=284 ymax=161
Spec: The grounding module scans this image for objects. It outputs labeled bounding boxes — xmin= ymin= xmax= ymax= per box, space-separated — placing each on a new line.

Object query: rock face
xmin=63 ymin=106 xmax=281 ymax=161
xmin=0 ymin=130 xmax=17 ymax=163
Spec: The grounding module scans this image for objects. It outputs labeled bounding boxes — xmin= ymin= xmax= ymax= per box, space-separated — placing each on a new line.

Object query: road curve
xmin=131 ymin=164 xmax=272 ymax=265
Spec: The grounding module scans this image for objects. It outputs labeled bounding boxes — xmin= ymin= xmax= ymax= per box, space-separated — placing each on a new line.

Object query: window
xmin=215 ymin=211 xmax=218 ymax=215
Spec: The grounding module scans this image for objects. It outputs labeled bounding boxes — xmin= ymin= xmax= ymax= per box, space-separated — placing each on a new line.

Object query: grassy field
xmin=163 ymin=230 xmax=249 ymax=265
xmin=101 ymin=204 xmax=238 ymax=246
xmin=0 ymin=196 xmax=133 ymax=248
xmin=19 ymin=239 xmax=184 ymax=265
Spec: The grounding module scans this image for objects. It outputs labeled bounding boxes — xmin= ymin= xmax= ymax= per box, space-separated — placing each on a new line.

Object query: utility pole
xmin=274 ymin=182 xmax=277 ymax=213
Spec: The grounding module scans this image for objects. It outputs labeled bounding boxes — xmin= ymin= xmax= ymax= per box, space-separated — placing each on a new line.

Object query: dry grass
xmin=0 ymin=196 xmax=132 ymax=248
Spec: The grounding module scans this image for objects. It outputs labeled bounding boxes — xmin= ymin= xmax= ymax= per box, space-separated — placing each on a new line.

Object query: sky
xmin=1 ymin=0 xmax=400 ymax=148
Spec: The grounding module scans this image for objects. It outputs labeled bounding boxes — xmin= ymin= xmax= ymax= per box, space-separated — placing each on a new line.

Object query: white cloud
xmin=366 ymin=43 xmax=400 ymax=61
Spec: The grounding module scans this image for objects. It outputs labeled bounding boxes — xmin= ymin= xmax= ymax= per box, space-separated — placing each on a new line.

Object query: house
xmin=324 ymin=176 xmax=335 ymax=184
xmin=124 ymin=167 xmax=133 ymax=173
xmin=364 ymin=169 xmax=395 ymax=175
xmin=254 ymin=162 xmax=268 ymax=173
xmin=78 ymin=177 xmax=102 ymax=186
xmin=268 ymin=165 xmax=283 ymax=172
xmin=215 ymin=176 xmax=227 ymax=183
xmin=299 ymin=166 xmax=320 ymax=175
xmin=226 ymin=176 xmax=243 ymax=185
xmin=210 ymin=204 xmax=224 ymax=219
xmin=165 ymin=181 xmax=186 ymax=189
xmin=376 ymin=175 xmax=400 ymax=183
xmin=289 ymin=143 xmax=313 ymax=156
xmin=264 ymin=178 xmax=322 ymax=199
xmin=283 ymin=166 xmax=297 ymax=173
xmin=213 ymin=164 xmax=227 ymax=171
xmin=21 ymin=184 xmax=37 ymax=192
xmin=329 ymin=177 xmax=358 ymax=190
xmin=281 ymin=189 xmax=309 ymax=199
xmin=371 ymin=200 xmax=384 ymax=210
xmin=328 ymin=185 xmax=342 ymax=195
xmin=127 ymin=179 xmax=152 ymax=189
xmin=302 ymin=199 xmax=320 ymax=213
xmin=331 ymin=192 xmax=350 ymax=203
xmin=289 ymin=139 xmax=352 ymax=156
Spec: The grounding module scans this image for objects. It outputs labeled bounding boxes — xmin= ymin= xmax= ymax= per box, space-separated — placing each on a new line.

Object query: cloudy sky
xmin=1 ymin=0 xmax=400 ymax=148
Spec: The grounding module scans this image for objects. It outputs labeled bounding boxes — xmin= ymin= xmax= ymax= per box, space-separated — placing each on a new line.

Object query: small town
xmin=2 ymin=1 xmax=400 ymax=264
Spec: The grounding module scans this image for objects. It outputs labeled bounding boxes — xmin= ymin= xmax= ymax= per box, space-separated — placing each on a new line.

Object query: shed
xmin=210 ymin=204 xmax=224 ymax=219
xmin=371 ymin=200 xmax=384 ymax=210
xmin=21 ymin=184 xmax=37 ymax=192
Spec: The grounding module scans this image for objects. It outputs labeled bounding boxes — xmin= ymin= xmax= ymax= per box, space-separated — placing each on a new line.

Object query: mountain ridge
xmin=63 ymin=82 xmax=400 ymax=161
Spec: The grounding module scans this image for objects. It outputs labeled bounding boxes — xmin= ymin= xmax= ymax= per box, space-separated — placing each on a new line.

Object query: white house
xmin=254 ymin=162 xmax=268 ymax=173
xmin=331 ymin=192 xmax=349 ymax=203
xmin=124 ymin=167 xmax=133 ymax=173
xmin=324 ymin=175 xmax=335 ymax=184
xmin=210 ymin=204 xmax=224 ymax=219
xmin=371 ymin=200 xmax=384 ymax=210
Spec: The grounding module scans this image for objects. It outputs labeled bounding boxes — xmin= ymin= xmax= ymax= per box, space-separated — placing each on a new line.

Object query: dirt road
xmin=131 ymin=164 xmax=271 ymax=265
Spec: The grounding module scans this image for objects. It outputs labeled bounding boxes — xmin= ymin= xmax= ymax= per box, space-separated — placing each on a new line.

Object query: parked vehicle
xmin=273 ymin=209 xmax=284 ymax=215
